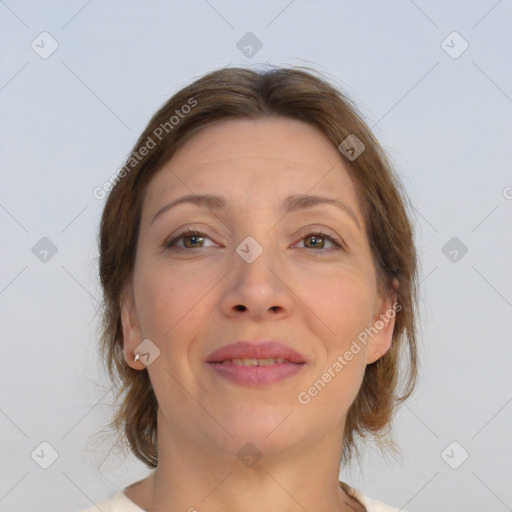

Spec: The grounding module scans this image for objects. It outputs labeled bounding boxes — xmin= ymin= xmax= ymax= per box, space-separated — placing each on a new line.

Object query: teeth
xmin=221 ymin=357 xmax=286 ymax=366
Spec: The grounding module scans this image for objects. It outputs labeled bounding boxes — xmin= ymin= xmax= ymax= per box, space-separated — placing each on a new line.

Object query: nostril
xmin=234 ymin=305 xmax=247 ymax=311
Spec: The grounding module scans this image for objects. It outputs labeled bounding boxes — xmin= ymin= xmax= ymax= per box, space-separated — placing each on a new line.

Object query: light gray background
xmin=1 ymin=1 xmax=511 ymax=511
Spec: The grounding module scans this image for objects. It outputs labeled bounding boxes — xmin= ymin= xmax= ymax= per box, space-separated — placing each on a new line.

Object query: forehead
xmin=168 ymin=117 xmax=342 ymax=172
xmin=143 ymin=117 xmax=361 ymax=215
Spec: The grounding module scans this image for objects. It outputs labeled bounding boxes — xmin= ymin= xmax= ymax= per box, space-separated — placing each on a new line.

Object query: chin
xmin=212 ymin=403 xmax=305 ymax=453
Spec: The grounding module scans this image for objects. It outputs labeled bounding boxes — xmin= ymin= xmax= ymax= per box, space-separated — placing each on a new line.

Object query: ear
xmin=120 ymin=282 xmax=145 ymax=370
xmin=365 ymin=277 xmax=399 ymax=365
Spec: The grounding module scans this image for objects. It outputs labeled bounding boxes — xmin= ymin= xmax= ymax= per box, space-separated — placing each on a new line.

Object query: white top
xmin=77 ymin=481 xmax=404 ymax=512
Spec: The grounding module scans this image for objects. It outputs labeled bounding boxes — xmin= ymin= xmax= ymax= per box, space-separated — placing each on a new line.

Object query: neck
xmin=125 ymin=413 xmax=363 ymax=512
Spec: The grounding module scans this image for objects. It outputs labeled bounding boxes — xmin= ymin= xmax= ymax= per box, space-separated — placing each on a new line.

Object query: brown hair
xmin=98 ymin=65 xmax=419 ymax=468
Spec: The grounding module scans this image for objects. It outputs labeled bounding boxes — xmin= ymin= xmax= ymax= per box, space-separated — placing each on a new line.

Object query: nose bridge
xmin=231 ymin=207 xmax=276 ymax=266
xmin=234 ymin=231 xmax=280 ymax=288
xmin=222 ymin=229 xmax=292 ymax=317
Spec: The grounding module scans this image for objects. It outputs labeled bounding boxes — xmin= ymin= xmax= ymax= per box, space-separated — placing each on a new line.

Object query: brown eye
xmin=165 ymin=228 xmax=214 ymax=251
xmin=181 ymin=233 xmax=205 ymax=249
xmin=304 ymin=234 xmax=328 ymax=249
xmin=296 ymin=231 xmax=343 ymax=251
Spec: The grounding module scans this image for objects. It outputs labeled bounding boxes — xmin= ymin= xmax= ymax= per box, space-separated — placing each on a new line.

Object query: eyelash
xmin=163 ymin=227 xmax=344 ymax=253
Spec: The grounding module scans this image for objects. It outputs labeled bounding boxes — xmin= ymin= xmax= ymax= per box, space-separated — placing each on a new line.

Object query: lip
xmin=205 ymin=340 xmax=306 ymax=387
xmin=205 ymin=340 xmax=306 ymax=364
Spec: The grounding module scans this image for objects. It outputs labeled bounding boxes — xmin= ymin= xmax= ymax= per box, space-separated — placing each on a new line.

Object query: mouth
xmin=207 ymin=360 xmax=305 ymax=386
xmin=217 ymin=357 xmax=292 ymax=366
xmin=205 ymin=340 xmax=306 ymax=364
xmin=205 ymin=341 xmax=306 ymax=386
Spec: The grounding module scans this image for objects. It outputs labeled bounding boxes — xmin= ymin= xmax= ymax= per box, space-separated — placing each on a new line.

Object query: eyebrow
xmin=151 ymin=193 xmax=361 ymax=231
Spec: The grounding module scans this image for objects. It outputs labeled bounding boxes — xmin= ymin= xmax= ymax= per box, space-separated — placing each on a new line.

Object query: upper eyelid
xmin=167 ymin=226 xmax=340 ymax=241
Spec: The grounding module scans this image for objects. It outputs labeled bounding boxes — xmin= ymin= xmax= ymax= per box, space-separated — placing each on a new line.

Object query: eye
xmin=163 ymin=227 xmax=345 ymax=253
xmin=164 ymin=227 xmax=216 ymax=251
xmin=294 ymin=230 xmax=344 ymax=252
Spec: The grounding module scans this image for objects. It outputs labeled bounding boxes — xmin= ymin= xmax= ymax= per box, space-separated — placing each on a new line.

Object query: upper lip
xmin=205 ymin=340 xmax=306 ymax=363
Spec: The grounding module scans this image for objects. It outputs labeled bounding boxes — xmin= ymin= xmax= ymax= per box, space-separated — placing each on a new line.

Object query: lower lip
xmin=207 ymin=362 xmax=305 ymax=386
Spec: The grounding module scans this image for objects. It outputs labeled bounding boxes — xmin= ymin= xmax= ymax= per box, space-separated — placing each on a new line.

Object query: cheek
xmin=299 ymin=268 xmax=376 ymax=344
xmin=133 ymin=257 xmax=218 ymax=342
xmin=296 ymin=270 xmax=374 ymax=400
xmin=133 ymin=262 xmax=179 ymax=337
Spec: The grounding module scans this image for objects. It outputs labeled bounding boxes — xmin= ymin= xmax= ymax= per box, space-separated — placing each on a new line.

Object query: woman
xmin=81 ymin=65 xmax=418 ymax=512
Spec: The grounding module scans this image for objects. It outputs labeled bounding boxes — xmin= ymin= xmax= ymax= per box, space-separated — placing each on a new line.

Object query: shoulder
xmin=76 ymin=491 xmax=146 ymax=512
xmin=78 ymin=484 xmax=402 ymax=512
xmin=340 ymin=481 xmax=405 ymax=512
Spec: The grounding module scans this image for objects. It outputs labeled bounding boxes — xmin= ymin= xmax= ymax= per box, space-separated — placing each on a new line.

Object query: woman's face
xmin=121 ymin=117 xmax=396 ymax=460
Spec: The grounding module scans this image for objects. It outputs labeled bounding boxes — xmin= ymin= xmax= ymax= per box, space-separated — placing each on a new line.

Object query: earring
xmin=134 ymin=353 xmax=140 ymax=363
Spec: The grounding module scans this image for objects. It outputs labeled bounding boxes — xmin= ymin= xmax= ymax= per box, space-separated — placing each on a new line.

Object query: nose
xmin=219 ymin=240 xmax=294 ymax=321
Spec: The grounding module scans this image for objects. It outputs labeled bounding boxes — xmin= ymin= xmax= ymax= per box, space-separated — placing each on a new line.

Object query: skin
xmin=120 ymin=117 xmax=397 ymax=512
